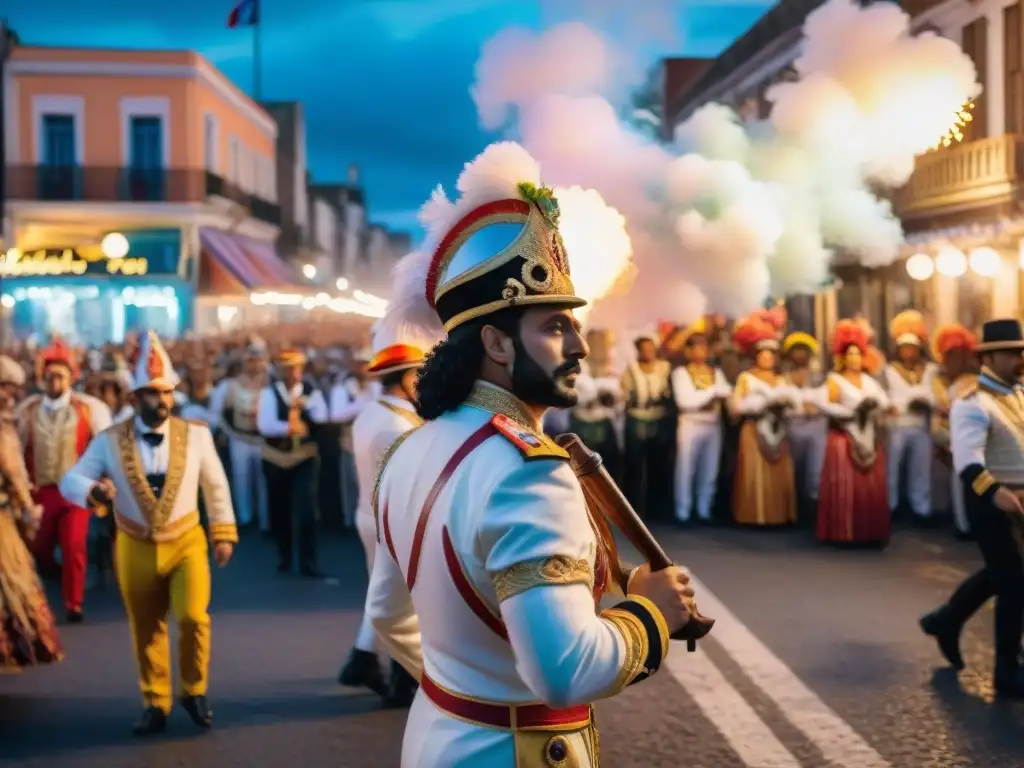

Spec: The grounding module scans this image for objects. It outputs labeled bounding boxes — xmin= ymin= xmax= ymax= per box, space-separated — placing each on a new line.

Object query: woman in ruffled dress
xmin=814 ymin=321 xmax=891 ymax=546
xmin=0 ymin=355 xmax=63 ymax=672
xmin=728 ymin=317 xmax=800 ymax=526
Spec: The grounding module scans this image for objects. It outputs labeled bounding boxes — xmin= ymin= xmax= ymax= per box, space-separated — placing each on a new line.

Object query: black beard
xmin=140 ymin=402 xmax=170 ymax=427
xmin=510 ymin=336 xmax=580 ymax=409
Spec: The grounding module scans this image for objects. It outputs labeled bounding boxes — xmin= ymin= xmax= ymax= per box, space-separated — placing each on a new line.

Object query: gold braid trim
xmin=598 ymin=607 xmax=649 ymax=695
xmin=371 ymin=427 xmax=419 ymax=528
xmin=972 ymin=470 xmax=996 ymax=497
xmin=209 ymin=522 xmax=239 ymax=544
xmin=491 ymin=556 xmax=592 ymax=603
xmin=626 ymin=593 xmax=671 ymax=656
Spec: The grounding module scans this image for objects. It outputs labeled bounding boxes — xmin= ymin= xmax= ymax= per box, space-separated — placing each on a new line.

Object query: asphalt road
xmin=1 ymin=523 xmax=1021 ymax=768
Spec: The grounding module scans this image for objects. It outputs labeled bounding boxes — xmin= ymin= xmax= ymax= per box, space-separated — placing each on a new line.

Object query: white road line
xmin=688 ymin=575 xmax=892 ymax=768
xmin=664 ymin=644 xmax=802 ymax=768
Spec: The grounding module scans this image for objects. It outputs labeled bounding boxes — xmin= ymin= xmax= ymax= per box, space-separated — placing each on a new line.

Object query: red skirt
xmin=816 ymin=428 xmax=890 ymax=545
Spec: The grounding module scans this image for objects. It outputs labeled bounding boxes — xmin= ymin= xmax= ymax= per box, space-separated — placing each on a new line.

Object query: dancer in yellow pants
xmin=61 ymin=331 xmax=237 ymax=735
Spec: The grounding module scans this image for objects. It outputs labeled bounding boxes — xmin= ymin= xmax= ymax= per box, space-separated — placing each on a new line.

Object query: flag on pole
xmin=227 ymin=0 xmax=260 ymax=28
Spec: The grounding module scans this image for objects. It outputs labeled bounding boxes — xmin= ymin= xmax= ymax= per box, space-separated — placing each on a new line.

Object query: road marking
xmin=664 ymin=645 xmax=801 ymax=767
xmin=689 ymin=575 xmax=892 ymax=768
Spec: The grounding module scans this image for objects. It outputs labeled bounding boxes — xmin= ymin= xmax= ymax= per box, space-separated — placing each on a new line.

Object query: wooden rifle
xmin=555 ymin=433 xmax=715 ymax=652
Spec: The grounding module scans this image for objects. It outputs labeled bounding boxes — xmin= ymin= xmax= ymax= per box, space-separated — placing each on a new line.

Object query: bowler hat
xmin=977 ymin=318 xmax=1024 ymax=352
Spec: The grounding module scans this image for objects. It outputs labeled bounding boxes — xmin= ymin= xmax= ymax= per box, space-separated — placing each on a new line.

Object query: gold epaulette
xmin=958 ymin=384 xmax=979 ymax=400
xmin=371 ymin=427 xmax=420 ymax=520
xmin=490 ymin=414 xmax=569 ymax=461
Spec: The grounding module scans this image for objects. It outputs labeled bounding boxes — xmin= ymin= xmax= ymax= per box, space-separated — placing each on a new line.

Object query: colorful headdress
xmin=38 ymin=337 xmax=78 ymax=379
xmin=366 ymin=319 xmax=436 ymax=377
xmin=376 ymin=142 xmax=633 ymax=344
xmin=831 ymin=319 xmax=870 ymax=357
xmin=889 ymin=309 xmax=928 ymax=348
xmin=931 ymin=324 xmax=978 ymax=363
xmin=277 ymin=349 xmax=307 ymax=368
xmin=783 ymin=331 xmax=819 ymax=356
xmin=733 ymin=317 xmax=780 ymax=357
xmin=134 ymin=331 xmax=179 ymax=391
xmin=750 ymin=305 xmax=787 ymax=335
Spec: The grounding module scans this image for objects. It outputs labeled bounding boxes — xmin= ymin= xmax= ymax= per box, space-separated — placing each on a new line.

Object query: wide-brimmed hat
xmin=977 ymin=318 xmax=1024 ymax=352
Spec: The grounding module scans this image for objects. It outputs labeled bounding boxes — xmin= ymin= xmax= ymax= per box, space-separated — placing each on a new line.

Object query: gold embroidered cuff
xmin=210 ymin=523 xmax=239 ymax=544
xmin=972 ymin=470 xmax=996 ymax=497
xmin=599 ymin=606 xmax=649 ymax=694
xmin=492 ymin=556 xmax=592 ymax=603
xmin=626 ymin=593 xmax=671 ymax=655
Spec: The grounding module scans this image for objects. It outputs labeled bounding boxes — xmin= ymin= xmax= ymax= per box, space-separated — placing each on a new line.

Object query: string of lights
xmin=934 ymin=100 xmax=975 ymax=149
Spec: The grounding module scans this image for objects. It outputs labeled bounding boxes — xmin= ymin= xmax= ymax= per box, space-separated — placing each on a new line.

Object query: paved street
xmin=1 ymin=523 xmax=1021 ymax=768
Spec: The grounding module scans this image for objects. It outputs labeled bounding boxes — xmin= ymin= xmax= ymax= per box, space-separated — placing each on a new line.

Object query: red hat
xmin=931 ymin=323 xmax=977 ymax=362
xmin=38 ymin=338 xmax=78 ymax=379
xmin=732 ymin=317 xmax=779 ymax=357
xmin=366 ymin=343 xmax=427 ymax=376
xmin=831 ymin=319 xmax=870 ymax=356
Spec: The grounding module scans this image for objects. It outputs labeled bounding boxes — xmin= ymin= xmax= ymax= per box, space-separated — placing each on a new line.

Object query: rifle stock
xmin=556 ymin=433 xmax=714 ymax=651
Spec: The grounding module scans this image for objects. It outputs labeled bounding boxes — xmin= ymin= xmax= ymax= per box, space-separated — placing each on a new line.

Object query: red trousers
xmin=30 ymin=484 xmax=92 ymax=612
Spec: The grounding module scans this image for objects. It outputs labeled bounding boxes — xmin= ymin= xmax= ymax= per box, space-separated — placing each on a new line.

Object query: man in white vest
xmin=338 ymin=326 xmax=431 ymax=707
xmin=60 ymin=331 xmax=238 ymax=734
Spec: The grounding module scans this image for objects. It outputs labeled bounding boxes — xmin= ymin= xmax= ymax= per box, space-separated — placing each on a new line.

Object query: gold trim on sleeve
xmin=492 ymin=556 xmax=592 ymax=603
xmin=598 ymin=607 xmax=649 ymax=694
xmin=371 ymin=427 xmax=418 ymax=523
xmin=210 ymin=523 xmax=239 ymax=544
xmin=626 ymin=592 xmax=671 ymax=656
xmin=972 ymin=470 xmax=996 ymax=497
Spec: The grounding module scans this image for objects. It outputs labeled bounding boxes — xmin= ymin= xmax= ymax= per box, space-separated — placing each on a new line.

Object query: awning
xmin=199 ymin=227 xmax=298 ymax=291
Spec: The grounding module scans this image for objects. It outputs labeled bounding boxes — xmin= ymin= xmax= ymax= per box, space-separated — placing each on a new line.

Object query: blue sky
xmin=7 ymin=0 xmax=774 ymax=234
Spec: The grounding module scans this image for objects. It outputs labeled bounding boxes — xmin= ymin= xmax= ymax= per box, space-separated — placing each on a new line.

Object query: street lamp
xmin=968 ymin=246 xmax=1000 ymax=278
xmin=905 ymin=253 xmax=934 ymax=281
xmin=935 ymin=246 xmax=967 ymax=278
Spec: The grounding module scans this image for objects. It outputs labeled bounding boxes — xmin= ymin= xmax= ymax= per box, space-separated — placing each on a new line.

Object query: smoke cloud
xmin=471 ymin=0 xmax=979 ymax=324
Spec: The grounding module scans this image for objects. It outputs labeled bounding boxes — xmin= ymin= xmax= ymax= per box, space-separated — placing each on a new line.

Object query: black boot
xmin=132 ymin=706 xmax=168 ymax=736
xmin=338 ymin=648 xmax=387 ymax=696
xmin=920 ymin=607 xmax=965 ymax=671
xmin=385 ymin=660 xmax=418 ymax=708
xmin=180 ymin=695 xmax=213 ymax=728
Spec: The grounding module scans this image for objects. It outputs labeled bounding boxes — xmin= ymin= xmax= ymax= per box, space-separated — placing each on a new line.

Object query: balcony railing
xmin=894 ymin=134 xmax=1024 ymax=218
xmin=6 ymin=165 xmax=282 ymax=227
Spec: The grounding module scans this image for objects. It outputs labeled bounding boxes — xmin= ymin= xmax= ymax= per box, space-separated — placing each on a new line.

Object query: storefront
xmin=0 ymin=228 xmax=193 ymax=347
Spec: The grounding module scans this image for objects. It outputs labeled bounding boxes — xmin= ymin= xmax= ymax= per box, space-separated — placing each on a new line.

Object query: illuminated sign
xmin=0 ymin=248 xmax=149 ymax=277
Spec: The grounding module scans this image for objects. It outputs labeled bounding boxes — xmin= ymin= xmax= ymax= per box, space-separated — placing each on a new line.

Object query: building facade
xmin=665 ymin=0 xmax=1024 ymax=351
xmin=1 ymin=45 xmax=302 ymax=345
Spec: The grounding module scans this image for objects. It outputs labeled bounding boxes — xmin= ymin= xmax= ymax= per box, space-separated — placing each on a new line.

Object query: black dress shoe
xmin=180 ymin=695 xmax=213 ymax=728
xmin=338 ymin=648 xmax=388 ymax=696
xmin=65 ymin=609 xmax=84 ymax=624
xmin=920 ymin=608 xmax=965 ymax=671
xmin=132 ymin=706 xmax=168 ymax=736
xmin=385 ymin=660 xmax=418 ymax=708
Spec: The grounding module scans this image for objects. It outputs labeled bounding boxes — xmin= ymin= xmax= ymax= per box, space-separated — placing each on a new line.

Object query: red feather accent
xmin=425 ymin=198 xmax=532 ymax=308
xmin=932 ymin=324 xmax=978 ymax=361
xmin=831 ymin=319 xmax=870 ymax=356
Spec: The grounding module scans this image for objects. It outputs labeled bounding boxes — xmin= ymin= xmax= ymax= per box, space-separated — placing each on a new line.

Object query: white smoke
xmin=471 ymin=0 xmax=979 ymax=322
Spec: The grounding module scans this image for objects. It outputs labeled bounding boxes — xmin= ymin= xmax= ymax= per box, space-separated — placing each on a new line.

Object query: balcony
xmin=893 ymin=134 xmax=1024 ymax=223
xmin=5 ymin=165 xmax=282 ymax=227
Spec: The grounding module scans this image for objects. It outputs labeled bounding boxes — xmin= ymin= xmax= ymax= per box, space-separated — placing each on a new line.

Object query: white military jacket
xmin=60 ymin=416 xmax=237 ymax=544
xmin=352 ymin=394 xmax=422 ymax=522
xmin=950 ymin=368 xmax=1024 ymax=491
xmin=367 ymin=381 xmax=669 ymax=768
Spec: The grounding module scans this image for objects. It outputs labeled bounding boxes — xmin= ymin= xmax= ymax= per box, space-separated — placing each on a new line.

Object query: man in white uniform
xmin=338 ymin=328 xmax=430 ymax=706
xmin=329 ymin=350 xmax=375 ymax=530
xmin=670 ymin=319 xmax=731 ymax=525
xmin=365 ymin=142 xmax=694 ymax=767
xmin=60 ymin=332 xmax=238 ymax=733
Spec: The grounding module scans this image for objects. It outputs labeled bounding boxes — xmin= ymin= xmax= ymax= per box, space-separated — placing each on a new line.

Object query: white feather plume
xmin=373 ymin=249 xmax=445 ymax=348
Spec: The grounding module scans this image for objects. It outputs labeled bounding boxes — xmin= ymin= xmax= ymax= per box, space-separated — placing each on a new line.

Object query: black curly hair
xmin=416 ymin=308 xmax=523 ymax=421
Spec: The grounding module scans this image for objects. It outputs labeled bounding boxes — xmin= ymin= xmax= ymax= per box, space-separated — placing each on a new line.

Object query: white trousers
xmin=888 ymin=426 xmax=932 ymax=517
xmin=229 ymin=437 xmax=269 ymax=530
xmin=788 ymin=418 xmax=827 ymax=502
xmin=675 ymin=418 xmax=722 ymax=521
xmin=355 ymin=511 xmax=378 ymax=652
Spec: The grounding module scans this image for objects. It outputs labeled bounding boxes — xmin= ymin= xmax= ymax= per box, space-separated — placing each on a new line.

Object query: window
xmin=961 ymin=17 xmax=988 ymax=140
xmin=204 ymin=114 xmax=218 ymax=172
xmin=39 ymin=114 xmax=79 ymax=200
xmin=126 ymin=116 xmax=165 ymax=201
xmin=228 ymin=136 xmax=240 ymax=184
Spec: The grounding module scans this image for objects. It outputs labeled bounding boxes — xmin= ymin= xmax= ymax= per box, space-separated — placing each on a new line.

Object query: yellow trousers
xmin=115 ymin=524 xmax=211 ymax=713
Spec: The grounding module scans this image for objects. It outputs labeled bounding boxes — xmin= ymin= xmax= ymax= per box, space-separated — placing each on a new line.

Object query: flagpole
xmin=252 ymin=4 xmax=262 ymax=102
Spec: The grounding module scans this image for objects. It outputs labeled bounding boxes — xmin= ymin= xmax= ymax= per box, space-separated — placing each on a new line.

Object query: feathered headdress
xmin=831 ymin=319 xmax=870 ymax=356
xmin=733 ymin=317 xmax=780 ymax=357
xmin=889 ymin=309 xmax=929 ymax=347
xmin=374 ymin=141 xmax=633 ymax=345
xmin=931 ymin=323 xmax=978 ymax=363
xmin=38 ymin=337 xmax=78 ymax=379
